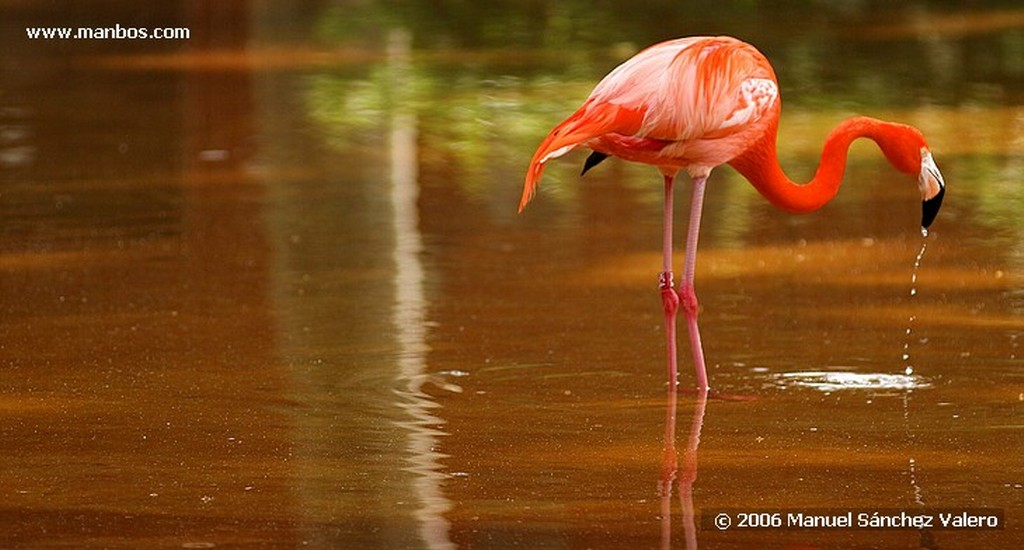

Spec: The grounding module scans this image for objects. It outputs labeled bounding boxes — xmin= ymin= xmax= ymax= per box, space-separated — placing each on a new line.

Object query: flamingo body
xmin=520 ymin=36 xmax=946 ymax=390
xmin=521 ymin=37 xmax=780 ymax=210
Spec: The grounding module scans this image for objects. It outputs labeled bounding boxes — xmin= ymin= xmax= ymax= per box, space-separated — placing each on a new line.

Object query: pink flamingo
xmin=519 ymin=36 xmax=945 ymax=391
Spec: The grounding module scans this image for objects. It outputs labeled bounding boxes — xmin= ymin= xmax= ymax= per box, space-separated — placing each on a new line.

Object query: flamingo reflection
xmin=660 ymin=387 xmax=709 ymax=549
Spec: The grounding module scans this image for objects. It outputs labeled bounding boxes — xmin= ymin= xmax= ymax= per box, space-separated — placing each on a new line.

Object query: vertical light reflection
xmin=386 ymin=29 xmax=456 ymax=550
xmin=661 ymin=389 xmax=708 ymax=550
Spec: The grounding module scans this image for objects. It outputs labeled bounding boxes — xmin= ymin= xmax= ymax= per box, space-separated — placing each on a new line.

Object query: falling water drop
xmin=903 ymin=232 xmax=930 ymax=512
xmin=902 ymin=232 xmax=929 ymax=375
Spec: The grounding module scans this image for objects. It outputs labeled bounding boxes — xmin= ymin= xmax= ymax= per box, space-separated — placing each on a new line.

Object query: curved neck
xmin=729 ymin=116 xmax=913 ymax=214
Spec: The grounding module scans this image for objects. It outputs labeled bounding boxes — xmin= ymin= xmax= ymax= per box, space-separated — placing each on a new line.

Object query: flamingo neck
xmin=729 ymin=116 xmax=916 ymax=214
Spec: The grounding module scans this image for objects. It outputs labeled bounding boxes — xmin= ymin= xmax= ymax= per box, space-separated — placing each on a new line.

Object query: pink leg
xmin=682 ymin=176 xmax=709 ymax=390
xmin=660 ymin=176 xmax=680 ymax=389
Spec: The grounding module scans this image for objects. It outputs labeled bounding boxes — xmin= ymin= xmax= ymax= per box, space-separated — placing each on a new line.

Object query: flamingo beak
xmin=581 ymin=151 xmax=609 ymax=176
xmin=919 ymin=150 xmax=945 ymax=229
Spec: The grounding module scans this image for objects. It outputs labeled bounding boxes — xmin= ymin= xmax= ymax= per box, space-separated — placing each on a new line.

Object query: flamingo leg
xmin=682 ymin=176 xmax=709 ymax=390
xmin=660 ymin=175 xmax=681 ymax=389
xmin=661 ymin=174 xmax=710 ymax=391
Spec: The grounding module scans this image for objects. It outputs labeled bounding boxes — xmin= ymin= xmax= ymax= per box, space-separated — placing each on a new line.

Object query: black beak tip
xmin=921 ymin=185 xmax=945 ymax=229
xmin=581 ymin=151 xmax=609 ymax=176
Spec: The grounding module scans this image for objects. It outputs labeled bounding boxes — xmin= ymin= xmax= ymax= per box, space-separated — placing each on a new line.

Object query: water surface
xmin=1 ymin=1 xmax=1022 ymax=548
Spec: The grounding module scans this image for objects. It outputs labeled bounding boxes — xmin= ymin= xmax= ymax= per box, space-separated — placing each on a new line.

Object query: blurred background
xmin=1 ymin=1 xmax=1022 ymax=548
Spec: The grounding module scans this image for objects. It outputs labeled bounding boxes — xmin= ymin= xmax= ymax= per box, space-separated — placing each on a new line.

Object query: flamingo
xmin=519 ymin=36 xmax=945 ymax=391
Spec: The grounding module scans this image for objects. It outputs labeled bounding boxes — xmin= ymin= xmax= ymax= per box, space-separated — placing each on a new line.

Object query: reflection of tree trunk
xmin=387 ymin=28 xmax=456 ymax=550
xmin=1 ymin=0 xmax=303 ymax=543
xmin=179 ymin=0 xmax=299 ymax=540
xmin=181 ymin=0 xmax=274 ymax=372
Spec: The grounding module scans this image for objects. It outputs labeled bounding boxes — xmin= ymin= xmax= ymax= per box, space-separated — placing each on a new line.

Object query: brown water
xmin=2 ymin=2 xmax=1023 ymax=548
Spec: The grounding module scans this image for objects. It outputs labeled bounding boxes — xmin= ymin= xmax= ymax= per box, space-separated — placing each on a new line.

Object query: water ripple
xmin=771 ymin=370 xmax=932 ymax=392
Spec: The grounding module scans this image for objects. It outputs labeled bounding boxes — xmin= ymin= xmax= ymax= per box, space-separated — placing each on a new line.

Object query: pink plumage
xmin=519 ymin=35 xmax=945 ymax=391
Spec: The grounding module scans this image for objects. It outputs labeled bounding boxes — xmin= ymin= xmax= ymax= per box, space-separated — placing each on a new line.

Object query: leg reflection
xmin=660 ymin=386 xmax=709 ymax=550
xmin=659 ymin=386 xmax=678 ymax=550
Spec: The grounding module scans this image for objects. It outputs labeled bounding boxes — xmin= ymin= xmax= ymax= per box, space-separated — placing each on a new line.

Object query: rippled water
xmin=2 ymin=1 xmax=1023 ymax=548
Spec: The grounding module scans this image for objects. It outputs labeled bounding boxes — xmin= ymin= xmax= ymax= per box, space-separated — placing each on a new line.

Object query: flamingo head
xmin=918 ymin=148 xmax=945 ymax=229
xmin=875 ymin=124 xmax=945 ymax=229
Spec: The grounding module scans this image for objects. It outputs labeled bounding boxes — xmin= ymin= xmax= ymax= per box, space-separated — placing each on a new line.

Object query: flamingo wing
xmin=520 ymin=36 xmax=779 ymax=212
xmin=519 ymin=99 xmax=644 ymax=212
xmin=596 ymin=36 xmax=778 ymax=141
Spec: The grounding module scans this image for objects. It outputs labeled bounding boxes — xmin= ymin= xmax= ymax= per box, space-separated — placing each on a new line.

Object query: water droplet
xmin=901 ymin=235 xmax=928 ymax=375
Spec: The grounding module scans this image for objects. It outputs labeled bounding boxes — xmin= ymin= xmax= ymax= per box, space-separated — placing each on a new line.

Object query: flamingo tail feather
xmin=519 ymin=102 xmax=642 ymax=212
